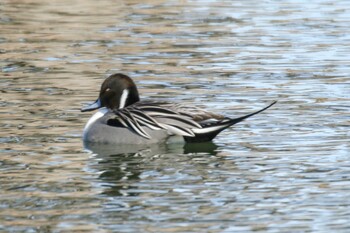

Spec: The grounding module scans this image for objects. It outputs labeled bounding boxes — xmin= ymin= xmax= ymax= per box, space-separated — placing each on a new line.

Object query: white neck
xmin=119 ymin=89 xmax=129 ymax=109
xmin=83 ymin=107 xmax=108 ymax=133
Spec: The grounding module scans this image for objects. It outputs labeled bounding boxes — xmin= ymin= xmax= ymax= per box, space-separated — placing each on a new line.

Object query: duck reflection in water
xmin=84 ymin=141 xmax=219 ymax=196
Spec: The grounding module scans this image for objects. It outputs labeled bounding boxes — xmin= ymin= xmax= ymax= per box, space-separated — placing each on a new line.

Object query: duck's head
xmin=81 ymin=73 xmax=140 ymax=112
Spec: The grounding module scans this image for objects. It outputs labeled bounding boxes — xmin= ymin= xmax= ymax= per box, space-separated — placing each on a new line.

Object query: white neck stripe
xmin=119 ymin=89 xmax=129 ymax=109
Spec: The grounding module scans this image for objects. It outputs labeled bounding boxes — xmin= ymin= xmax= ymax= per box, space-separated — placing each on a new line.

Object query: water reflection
xmin=89 ymin=144 xmax=168 ymax=197
xmin=2 ymin=0 xmax=350 ymax=231
xmin=85 ymin=141 xmax=219 ymax=196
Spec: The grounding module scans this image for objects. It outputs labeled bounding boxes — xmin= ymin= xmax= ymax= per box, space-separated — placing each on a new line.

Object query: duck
xmin=81 ymin=73 xmax=276 ymax=144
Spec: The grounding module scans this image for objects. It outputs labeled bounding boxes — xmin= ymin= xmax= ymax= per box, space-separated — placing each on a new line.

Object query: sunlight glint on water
xmin=1 ymin=0 xmax=350 ymax=232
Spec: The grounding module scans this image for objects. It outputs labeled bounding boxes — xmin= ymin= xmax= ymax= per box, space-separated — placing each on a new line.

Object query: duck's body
xmin=82 ymin=73 xmax=276 ymax=144
xmin=83 ymin=109 xmax=170 ymax=144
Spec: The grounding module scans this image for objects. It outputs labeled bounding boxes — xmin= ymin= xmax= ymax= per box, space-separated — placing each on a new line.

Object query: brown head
xmin=81 ymin=73 xmax=140 ymax=112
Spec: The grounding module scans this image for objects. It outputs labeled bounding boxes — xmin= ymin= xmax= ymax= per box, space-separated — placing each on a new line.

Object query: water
xmin=1 ymin=0 xmax=350 ymax=232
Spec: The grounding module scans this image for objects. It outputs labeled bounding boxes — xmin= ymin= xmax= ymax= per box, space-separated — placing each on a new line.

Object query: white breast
xmin=83 ymin=107 xmax=108 ymax=133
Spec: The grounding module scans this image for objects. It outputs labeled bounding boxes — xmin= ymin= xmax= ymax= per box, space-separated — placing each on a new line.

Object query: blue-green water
xmin=1 ymin=0 xmax=350 ymax=232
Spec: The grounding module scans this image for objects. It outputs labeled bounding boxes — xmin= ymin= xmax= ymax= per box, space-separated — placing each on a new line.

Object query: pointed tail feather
xmin=185 ymin=101 xmax=277 ymax=143
xmin=224 ymin=100 xmax=277 ymax=127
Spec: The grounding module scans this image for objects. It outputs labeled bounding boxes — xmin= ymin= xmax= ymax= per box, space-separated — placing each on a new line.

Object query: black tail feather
xmin=224 ymin=100 xmax=277 ymax=127
xmin=184 ymin=101 xmax=277 ymax=143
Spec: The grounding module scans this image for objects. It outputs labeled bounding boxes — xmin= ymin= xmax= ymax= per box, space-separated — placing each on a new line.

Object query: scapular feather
xmin=138 ymin=106 xmax=179 ymax=115
xmin=155 ymin=114 xmax=202 ymax=129
xmin=116 ymin=110 xmax=151 ymax=139
xmin=159 ymin=123 xmax=195 ymax=137
xmin=129 ymin=109 xmax=166 ymax=129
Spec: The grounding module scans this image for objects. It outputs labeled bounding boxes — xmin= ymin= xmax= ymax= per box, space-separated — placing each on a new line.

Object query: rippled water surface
xmin=1 ymin=0 xmax=350 ymax=232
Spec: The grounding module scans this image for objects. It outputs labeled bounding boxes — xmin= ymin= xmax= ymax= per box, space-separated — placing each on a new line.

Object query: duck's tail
xmin=184 ymin=101 xmax=277 ymax=143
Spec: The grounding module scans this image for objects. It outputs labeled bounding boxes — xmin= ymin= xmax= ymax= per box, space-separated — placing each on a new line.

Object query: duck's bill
xmin=81 ymin=99 xmax=101 ymax=112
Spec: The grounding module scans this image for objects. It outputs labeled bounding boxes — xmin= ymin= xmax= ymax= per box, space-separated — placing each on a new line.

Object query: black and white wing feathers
xmin=107 ymin=101 xmax=203 ymax=139
xmin=107 ymin=100 xmax=277 ymax=141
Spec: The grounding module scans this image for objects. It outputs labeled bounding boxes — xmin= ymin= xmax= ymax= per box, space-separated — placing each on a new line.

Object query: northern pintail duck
xmin=81 ymin=73 xmax=276 ymax=144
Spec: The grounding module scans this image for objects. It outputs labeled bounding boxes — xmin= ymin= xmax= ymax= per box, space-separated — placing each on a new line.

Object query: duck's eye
xmin=105 ymin=88 xmax=111 ymax=92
